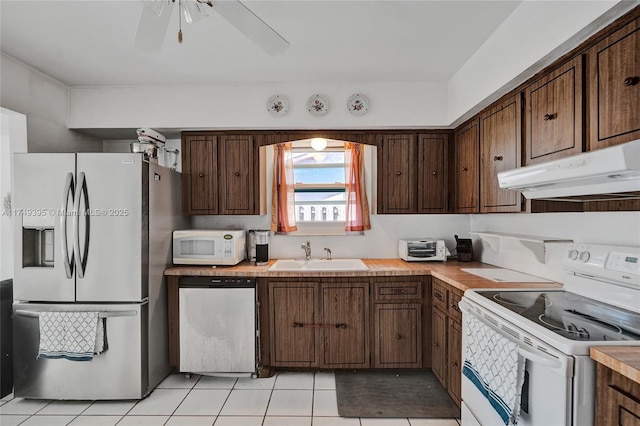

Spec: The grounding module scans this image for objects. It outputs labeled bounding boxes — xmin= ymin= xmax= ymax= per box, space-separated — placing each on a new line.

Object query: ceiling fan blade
xmin=213 ymin=0 xmax=289 ymax=56
xmin=134 ymin=0 xmax=174 ymax=51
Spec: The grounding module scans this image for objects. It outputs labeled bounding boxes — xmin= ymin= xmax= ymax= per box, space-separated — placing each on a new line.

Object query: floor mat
xmin=335 ymin=369 xmax=460 ymax=418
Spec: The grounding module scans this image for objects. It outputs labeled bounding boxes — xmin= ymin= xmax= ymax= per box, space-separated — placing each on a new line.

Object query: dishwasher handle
xmin=179 ymin=277 xmax=256 ymax=288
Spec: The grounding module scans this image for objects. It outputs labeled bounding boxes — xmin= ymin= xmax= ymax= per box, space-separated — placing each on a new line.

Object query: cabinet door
xmin=378 ymin=134 xmax=417 ymax=213
xmin=182 ymin=135 xmax=218 ymax=214
xmin=321 ymin=283 xmax=369 ymax=368
xmin=588 ymin=17 xmax=640 ymax=149
xmin=219 ymin=135 xmax=256 ymax=214
xmin=448 ymin=319 xmax=463 ymax=408
xmin=418 ymin=133 xmax=448 ymax=213
xmin=373 ymin=303 xmax=422 ymax=368
xmin=525 ymin=56 xmax=584 ymax=164
xmin=480 ymin=94 xmax=522 ymax=213
xmin=431 ymin=307 xmax=448 ymax=386
xmin=268 ymin=282 xmax=318 ymax=367
xmin=454 ymin=119 xmax=480 ymax=213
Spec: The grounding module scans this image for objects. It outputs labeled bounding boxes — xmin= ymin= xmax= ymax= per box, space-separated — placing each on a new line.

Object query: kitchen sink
xmin=269 ymin=258 xmax=369 ymax=271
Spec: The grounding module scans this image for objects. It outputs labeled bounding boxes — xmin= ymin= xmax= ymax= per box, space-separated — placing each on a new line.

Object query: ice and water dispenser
xmin=21 ymin=218 xmax=55 ymax=268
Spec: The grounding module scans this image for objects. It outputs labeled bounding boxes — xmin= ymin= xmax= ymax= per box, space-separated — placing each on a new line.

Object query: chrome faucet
xmin=324 ymin=248 xmax=332 ymax=260
xmin=301 ymin=240 xmax=311 ymax=260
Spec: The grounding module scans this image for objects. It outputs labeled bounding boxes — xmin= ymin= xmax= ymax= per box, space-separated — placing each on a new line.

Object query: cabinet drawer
xmin=432 ymin=282 xmax=448 ymax=311
xmin=449 ymin=289 xmax=463 ymax=323
xmin=374 ymin=282 xmax=422 ymax=301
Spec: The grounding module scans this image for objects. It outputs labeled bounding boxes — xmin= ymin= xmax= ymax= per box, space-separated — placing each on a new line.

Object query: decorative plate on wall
xmin=266 ymin=94 xmax=289 ymax=117
xmin=306 ymin=94 xmax=329 ymax=116
xmin=347 ymin=93 xmax=370 ymax=116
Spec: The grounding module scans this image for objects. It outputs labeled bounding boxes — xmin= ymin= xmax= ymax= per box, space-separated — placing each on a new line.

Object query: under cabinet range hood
xmin=498 ymin=139 xmax=640 ymax=200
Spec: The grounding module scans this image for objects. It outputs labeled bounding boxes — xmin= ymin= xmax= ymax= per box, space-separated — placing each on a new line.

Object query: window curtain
xmin=344 ymin=142 xmax=371 ymax=232
xmin=271 ymin=143 xmax=297 ymax=233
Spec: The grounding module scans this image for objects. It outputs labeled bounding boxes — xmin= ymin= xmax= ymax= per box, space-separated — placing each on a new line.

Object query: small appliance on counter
xmin=173 ymin=229 xmax=246 ymax=266
xmin=455 ymin=235 xmax=473 ymax=262
xmin=247 ymin=230 xmax=271 ymax=265
xmin=399 ymin=239 xmax=449 ymax=261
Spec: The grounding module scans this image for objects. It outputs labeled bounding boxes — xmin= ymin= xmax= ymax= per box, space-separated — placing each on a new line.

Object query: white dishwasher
xmin=179 ymin=277 xmax=257 ymax=376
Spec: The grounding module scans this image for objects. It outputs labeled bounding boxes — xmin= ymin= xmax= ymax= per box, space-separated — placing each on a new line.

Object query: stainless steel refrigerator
xmin=12 ymin=153 xmax=184 ymax=400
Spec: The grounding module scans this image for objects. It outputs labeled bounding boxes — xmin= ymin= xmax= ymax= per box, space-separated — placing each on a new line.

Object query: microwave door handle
xmin=459 ymin=300 xmax=565 ymax=373
xmin=61 ymin=172 xmax=74 ymax=279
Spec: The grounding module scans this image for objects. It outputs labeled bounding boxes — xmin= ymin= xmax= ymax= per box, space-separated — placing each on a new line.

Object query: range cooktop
xmin=477 ymin=290 xmax=640 ymax=342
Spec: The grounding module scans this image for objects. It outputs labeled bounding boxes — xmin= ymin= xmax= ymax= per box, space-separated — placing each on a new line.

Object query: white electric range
xmin=459 ymin=243 xmax=640 ymax=426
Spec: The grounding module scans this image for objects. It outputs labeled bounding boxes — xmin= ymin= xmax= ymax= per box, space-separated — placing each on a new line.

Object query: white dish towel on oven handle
xmin=462 ymin=314 xmax=526 ymax=425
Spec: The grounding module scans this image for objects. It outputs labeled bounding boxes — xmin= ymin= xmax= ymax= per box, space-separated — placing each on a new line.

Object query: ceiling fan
xmin=134 ymin=0 xmax=289 ymax=55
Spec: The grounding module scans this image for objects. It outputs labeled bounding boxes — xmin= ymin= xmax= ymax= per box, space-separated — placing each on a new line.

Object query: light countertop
xmin=590 ymin=347 xmax=640 ymax=384
xmin=165 ymin=259 xmax=562 ymax=292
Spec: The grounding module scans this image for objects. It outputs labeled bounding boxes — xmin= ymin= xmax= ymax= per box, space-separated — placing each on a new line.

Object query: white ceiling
xmin=0 ymin=0 xmax=522 ymax=87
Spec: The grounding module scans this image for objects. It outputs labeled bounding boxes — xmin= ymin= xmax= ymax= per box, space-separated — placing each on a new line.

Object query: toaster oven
xmin=399 ymin=239 xmax=449 ymax=262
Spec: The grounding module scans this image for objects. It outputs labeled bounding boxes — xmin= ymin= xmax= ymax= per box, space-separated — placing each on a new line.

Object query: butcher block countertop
xmin=165 ymin=259 xmax=562 ymax=292
xmin=591 ymin=347 xmax=640 ymax=385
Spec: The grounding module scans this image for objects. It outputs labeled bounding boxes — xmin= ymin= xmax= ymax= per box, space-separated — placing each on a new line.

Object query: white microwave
xmin=173 ymin=230 xmax=246 ymax=266
xmin=399 ymin=239 xmax=449 ymax=262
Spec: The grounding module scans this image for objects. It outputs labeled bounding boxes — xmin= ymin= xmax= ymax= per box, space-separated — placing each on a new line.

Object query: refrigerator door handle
xmin=73 ymin=171 xmax=90 ymax=279
xmin=61 ymin=172 xmax=75 ymax=279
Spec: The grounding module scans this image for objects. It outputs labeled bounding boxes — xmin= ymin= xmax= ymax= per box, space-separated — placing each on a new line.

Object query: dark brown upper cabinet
xmin=378 ymin=133 xmax=450 ymax=214
xmin=480 ymin=94 xmax=523 ymax=213
xmin=182 ymin=134 xmax=218 ymax=215
xmin=453 ymin=118 xmax=480 ymax=213
xmin=181 ymin=133 xmax=257 ymax=215
xmin=417 ymin=133 xmax=449 ymax=213
xmin=525 ymin=55 xmax=584 ymax=164
xmin=588 ymin=15 xmax=640 ymax=150
xmin=377 ymin=134 xmax=417 ymax=214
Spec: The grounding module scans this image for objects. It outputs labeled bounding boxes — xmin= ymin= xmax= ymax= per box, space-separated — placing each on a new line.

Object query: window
xmin=270 ymin=139 xmax=374 ymax=235
xmin=292 ymin=142 xmax=346 ymax=223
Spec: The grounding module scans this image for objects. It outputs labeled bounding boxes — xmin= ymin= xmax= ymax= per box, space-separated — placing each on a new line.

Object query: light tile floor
xmin=0 ymin=371 xmax=461 ymax=426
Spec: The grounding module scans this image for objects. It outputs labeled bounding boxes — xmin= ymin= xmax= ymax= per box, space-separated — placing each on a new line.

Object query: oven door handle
xmin=459 ymin=299 xmax=565 ymax=372
xmin=517 ymin=347 xmax=561 ymax=368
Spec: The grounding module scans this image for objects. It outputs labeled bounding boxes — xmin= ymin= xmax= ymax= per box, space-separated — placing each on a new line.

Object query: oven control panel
xmin=606 ymin=252 xmax=640 ymax=274
xmin=564 ymin=244 xmax=640 ymax=288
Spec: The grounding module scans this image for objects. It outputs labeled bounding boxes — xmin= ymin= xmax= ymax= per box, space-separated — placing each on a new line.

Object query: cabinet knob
xmin=461 ymin=167 xmax=468 ymax=172
xmin=336 ymin=323 xmax=348 ymax=329
xmin=493 ymin=155 xmax=503 ymax=161
xmin=235 ymin=172 xmax=240 ymax=177
xmin=432 ymin=171 xmax=437 ymax=175
xmin=543 ymin=113 xmax=556 ymax=121
xmin=198 ymin=173 xmax=204 ymax=177
xmin=624 ymin=76 xmax=639 ymax=86
xmin=434 ymin=342 xmax=439 ymax=348
xmin=396 ymin=334 xmax=402 ymax=340
xmin=396 ymin=171 xmax=402 ymax=176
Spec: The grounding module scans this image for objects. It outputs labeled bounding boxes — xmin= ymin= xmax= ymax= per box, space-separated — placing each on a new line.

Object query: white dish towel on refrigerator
xmin=462 ymin=314 xmax=526 ymax=425
xmin=38 ymin=312 xmax=105 ymax=361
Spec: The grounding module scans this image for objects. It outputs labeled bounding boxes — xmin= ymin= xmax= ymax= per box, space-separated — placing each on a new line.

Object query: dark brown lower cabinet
xmin=266 ymin=280 xmax=369 ymax=368
xmin=447 ymin=319 xmax=463 ymax=406
xmin=321 ymin=282 xmax=370 ymax=368
xmin=263 ymin=277 xmax=428 ymax=370
xmin=431 ymin=307 xmax=448 ymax=384
xmin=268 ymin=282 xmax=319 ymax=367
xmin=431 ymin=278 xmax=463 ymax=408
xmin=373 ymin=303 xmax=422 ymax=368
xmin=595 ymin=363 xmax=640 ymax=426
